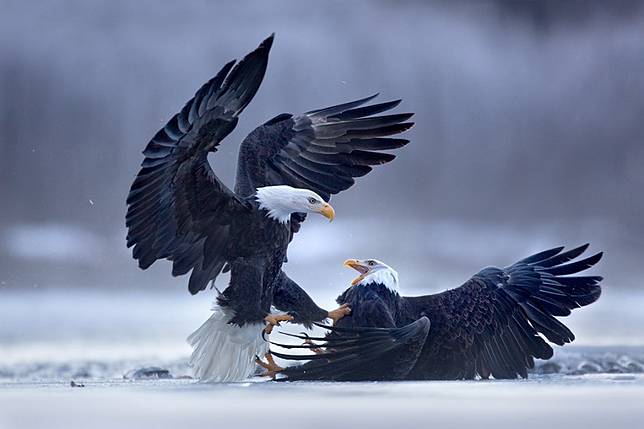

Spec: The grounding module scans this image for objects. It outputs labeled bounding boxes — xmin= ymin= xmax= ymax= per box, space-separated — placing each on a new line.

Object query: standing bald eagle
xmin=125 ymin=35 xmax=414 ymax=381
xmin=271 ymin=245 xmax=603 ymax=381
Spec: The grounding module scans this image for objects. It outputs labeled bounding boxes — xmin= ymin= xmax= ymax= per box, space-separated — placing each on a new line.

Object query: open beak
xmin=344 ymin=259 xmax=370 ymax=286
xmin=318 ymin=203 xmax=335 ymax=222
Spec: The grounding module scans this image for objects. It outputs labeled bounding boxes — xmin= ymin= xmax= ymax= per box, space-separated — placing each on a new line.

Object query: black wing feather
xmin=235 ymin=94 xmax=413 ymax=200
xmin=125 ymin=36 xmax=273 ymax=294
xmin=274 ymin=317 xmax=430 ymax=381
xmin=404 ymin=245 xmax=602 ymax=379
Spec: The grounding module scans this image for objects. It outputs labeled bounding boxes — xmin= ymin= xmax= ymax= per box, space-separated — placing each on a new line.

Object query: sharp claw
xmin=254 ymin=351 xmax=283 ymax=378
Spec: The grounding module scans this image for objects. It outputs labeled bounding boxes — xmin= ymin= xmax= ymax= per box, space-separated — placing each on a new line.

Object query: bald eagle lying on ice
xmin=269 ymin=245 xmax=603 ymax=380
xmin=125 ymin=35 xmax=413 ymax=381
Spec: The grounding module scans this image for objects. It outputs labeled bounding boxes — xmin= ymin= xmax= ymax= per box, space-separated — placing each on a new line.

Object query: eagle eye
xmin=368 ymin=260 xmax=375 ymax=266
xmin=307 ymin=197 xmax=317 ymax=204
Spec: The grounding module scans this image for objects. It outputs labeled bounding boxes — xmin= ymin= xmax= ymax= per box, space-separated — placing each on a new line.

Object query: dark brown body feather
xmin=124 ymin=35 xmax=413 ymax=326
xmin=276 ymin=245 xmax=603 ymax=380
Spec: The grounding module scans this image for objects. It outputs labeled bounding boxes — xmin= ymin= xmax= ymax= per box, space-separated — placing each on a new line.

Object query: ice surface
xmin=1 ymin=375 xmax=644 ymax=429
xmin=1 ymin=288 xmax=644 ymax=428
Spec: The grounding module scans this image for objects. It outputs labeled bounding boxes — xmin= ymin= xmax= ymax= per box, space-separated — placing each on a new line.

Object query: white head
xmin=255 ymin=185 xmax=335 ymax=224
xmin=343 ymin=258 xmax=399 ymax=292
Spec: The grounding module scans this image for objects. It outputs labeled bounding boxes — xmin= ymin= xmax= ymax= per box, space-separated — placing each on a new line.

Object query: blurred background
xmin=1 ymin=0 xmax=644 ymax=375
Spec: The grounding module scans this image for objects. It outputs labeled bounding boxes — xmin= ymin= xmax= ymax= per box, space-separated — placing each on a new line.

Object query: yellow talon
xmin=328 ymin=303 xmax=351 ymax=325
xmin=263 ymin=313 xmax=294 ymax=336
xmin=255 ymin=352 xmax=284 ymax=379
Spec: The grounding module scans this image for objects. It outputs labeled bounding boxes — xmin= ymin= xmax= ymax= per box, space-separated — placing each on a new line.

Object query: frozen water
xmin=1 ymin=288 xmax=643 ymax=429
xmin=1 ymin=375 xmax=644 ymax=429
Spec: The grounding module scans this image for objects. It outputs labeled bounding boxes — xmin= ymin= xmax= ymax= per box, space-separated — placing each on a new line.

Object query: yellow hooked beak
xmin=344 ymin=259 xmax=370 ymax=286
xmin=318 ymin=202 xmax=335 ymax=222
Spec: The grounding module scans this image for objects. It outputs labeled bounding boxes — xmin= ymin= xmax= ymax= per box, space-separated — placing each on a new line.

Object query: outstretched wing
xmin=234 ymin=94 xmax=414 ymax=200
xmin=404 ymin=244 xmax=603 ymax=379
xmin=125 ymin=36 xmax=273 ymax=294
xmin=271 ymin=318 xmax=430 ymax=381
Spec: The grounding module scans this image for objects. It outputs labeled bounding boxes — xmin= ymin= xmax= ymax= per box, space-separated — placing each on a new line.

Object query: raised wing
xmin=125 ymin=35 xmax=273 ymax=294
xmin=404 ymin=244 xmax=603 ymax=379
xmin=235 ymin=94 xmax=414 ymax=200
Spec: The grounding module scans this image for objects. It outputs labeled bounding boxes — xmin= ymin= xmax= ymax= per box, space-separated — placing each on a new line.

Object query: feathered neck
xmin=357 ymin=268 xmax=400 ymax=293
xmin=255 ymin=186 xmax=296 ymax=224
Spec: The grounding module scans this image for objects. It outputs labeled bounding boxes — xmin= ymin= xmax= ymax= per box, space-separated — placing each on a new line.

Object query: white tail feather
xmin=187 ymin=305 xmax=267 ymax=382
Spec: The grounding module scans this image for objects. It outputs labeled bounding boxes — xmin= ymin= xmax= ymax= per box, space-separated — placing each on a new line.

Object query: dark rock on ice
xmin=618 ymin=357 xmax=644 ymax=373
xmin=536 ymin=362 xmax=562 ymax=374
xmin=577 ymin=360 xmax=603 ymax=374
xmin=72 ymin=369 xmax=91 ymax=378
xmin=124 ymin=367 xmax=172 ymax=380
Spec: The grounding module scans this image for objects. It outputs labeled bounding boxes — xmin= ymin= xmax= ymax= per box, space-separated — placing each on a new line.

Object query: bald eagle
xmin=269 ymin=245 xmax=603 ymax=381
xmin=124 ymin=35 xmax=413 ymax=381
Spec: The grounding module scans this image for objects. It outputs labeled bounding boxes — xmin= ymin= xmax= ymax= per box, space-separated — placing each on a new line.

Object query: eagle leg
xmin=263 ymin=313 xmax=294 ymax=339
xmin=327 ymin=303 xmax=352 ymax=325
xmin=255 ymin=352 xmax=283 ymax=379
